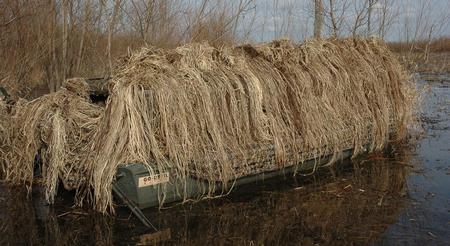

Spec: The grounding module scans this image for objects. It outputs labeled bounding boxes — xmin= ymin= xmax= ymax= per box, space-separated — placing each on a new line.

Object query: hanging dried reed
xmin=1 ymin=38 xmax=417 ymax=213
xmin=1 ymin=78 xmax=103 ymax=203
xmin=85 ymin=38 xmax=416 ymax=212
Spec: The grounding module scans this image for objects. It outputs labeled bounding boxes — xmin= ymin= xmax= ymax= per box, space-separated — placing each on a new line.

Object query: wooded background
xmin=1 ymin=0 xmax=449 ymax=97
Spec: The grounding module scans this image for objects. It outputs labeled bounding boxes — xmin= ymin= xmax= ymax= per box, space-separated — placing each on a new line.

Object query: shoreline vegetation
xmin=1 ymin=0 xmax=449 ymax=99
xmin=388 ymin=38 xmax=450 ymax=74
xmin=1 ymin=39 xmax=448 ymax=100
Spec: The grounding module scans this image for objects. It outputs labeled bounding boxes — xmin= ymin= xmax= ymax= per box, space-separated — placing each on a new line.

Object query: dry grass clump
xmin=0 ymin=100 xmax=7 ymax=135
xmin=1 ymin=78 xmax=103 ymax=203
xmin=84 ymin=37 xmax=416 ymax=212
xmin=0 ymin=100 xmax=9 ymax=176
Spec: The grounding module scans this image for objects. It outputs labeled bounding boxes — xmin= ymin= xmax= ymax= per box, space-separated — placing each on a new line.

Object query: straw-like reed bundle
xmin=1 ymin=38 xmax=416 ymax=213
xmin=85 ymin=38 xmax=416 ymax=212
xmin=1 ymin=78 xmax=103 ymax=203
xmin=0 ymin=100 xmax=7 ymax=137
xmin=0 ymin=100 xmax=9 ymax=176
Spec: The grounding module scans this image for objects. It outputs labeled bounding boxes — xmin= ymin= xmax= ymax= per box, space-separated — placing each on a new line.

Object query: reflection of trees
xmin=0 ymin=187 xmax=113 ymax=245
xmin=151 ymin=151 xmax=411 ymax=245
xmin=0 ymin=148 xmax=411 ymax=245
xmin=0 ymin=187 xmax=40 ymax=245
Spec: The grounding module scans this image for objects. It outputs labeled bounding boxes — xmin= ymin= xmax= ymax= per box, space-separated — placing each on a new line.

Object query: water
xmin=375 ymin=77 xmax=450 ymax=245
xmin=0 ymin=79 xmax=449 ymax=245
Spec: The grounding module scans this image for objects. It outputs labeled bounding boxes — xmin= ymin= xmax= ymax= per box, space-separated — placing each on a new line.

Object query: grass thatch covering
xmin=0 ymin=38 xmax=416 ymax=213
xmin=1 ymin=78 xmax=103 ymax=203
xmin=0 ymin=100 xmax=9 ymax=176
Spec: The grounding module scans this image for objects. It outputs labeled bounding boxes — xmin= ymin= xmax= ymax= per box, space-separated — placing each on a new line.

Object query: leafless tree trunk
xmin=367 ymin=0 xmax=373 ymax=36
xmin=77 ymin=0 xmax=91 ymax=73
xmin=314 ymin=0 xmax=324 ymax=38
xmin=325 ymin=0 xmax=350 ymax=38
xmin=424 ymin=25 xmax=435 ymax=62
xmin=61 ymin=0 xmax=69 ymax=87
xmin=328 ymin=0 xmax=338 ymax=37
xmin=49 ymin=0 xmax=59 ymax=93
xmin=351 ymin=0 xmax=369 ymax=37
xmin=107 ymin=0 xmax=122 ymax=75
xmin=377 ymin=0 xmax=388 ymax=38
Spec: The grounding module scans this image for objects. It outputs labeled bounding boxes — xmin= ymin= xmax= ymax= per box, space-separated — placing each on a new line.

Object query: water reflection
xmin=0 ymin=187 xmax=39 ymax=245
xmin=0 ymin=187 xmax=113 ymax=245
xmin=0 ymin=148 xmax=412 ymax=245
xmin=150 ymin=154 xmax=411 ymax=245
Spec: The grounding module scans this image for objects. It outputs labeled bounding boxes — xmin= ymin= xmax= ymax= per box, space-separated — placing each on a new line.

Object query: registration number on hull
xmin=138 ymin=172 xmax=169 ymax=187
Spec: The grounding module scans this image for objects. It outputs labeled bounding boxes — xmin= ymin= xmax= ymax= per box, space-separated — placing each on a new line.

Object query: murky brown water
xmin=1 ymin=77 xmax=449 ymax=245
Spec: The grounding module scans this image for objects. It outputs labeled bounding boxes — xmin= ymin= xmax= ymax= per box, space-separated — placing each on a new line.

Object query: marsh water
xmin=0 ymin=77 xmax=449 ymax=245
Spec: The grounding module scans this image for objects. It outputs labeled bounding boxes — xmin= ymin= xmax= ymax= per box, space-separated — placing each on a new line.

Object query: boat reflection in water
xmin=0 ymin=147 xmax=412 ymax=245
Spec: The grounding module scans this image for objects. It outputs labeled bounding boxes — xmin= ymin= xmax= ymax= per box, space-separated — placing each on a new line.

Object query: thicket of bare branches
xmin=0 ymin=0 xmax=448 ymax=97
xmin=0 ymin=0 xmax=255 ymax=97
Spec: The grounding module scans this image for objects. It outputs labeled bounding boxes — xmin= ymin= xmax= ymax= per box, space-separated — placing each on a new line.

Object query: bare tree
xmin=367 ymin=0 xmax=375 ymax=36
xmin=76 ymin=0 xmax=91 ymax=73
xmin=1 ymin=0 xmax=450 ymax=98
xmin=314 ymin=0 xmax=324 ymax=38
xmin=328 ymin=0 xmax=338 ymax=37
xmin=350 ymin=0 xmax=370 ymax=36
xmin=62 ymin=0 xmax=69 ymax=83
xmin=107 ymin=0 xmax=122 ymax=75
xmin=376 ymin=0 xmax=396 ymax=38
xmin=325 ymin=0 xmax=350 ymax=37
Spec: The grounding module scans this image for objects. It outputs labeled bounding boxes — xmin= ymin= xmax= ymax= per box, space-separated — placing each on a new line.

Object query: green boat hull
xmin=113 ymin=148 xmax=357 ymax=209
